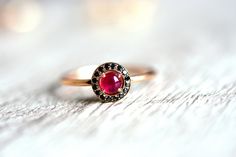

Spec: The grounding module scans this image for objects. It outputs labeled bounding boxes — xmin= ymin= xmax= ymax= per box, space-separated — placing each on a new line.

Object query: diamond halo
xmin=91 ymin=62 xmax=131 ymax=102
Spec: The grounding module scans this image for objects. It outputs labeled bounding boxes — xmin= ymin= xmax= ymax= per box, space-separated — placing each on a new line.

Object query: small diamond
xmin=117 ymin=65 xmax=123 ymax=71
xmin=100 ymin=95 xmax=105 ymax=100
xmin=92 ymin=78 xmax=97 ymax=83
xmin=92 ymin=85 xmax=98 ymax=90
xmin=105 ymin=63 xmax=110 ymax=70
xmin=110 ymin=63 xmax=115 ymax=69
xmin=98 ymin=67 xmax=104 ymax=72
xmin=94 ymin=72 xmax=99 ymax=77
xmin=125 ymin=76 xmax=130 ymax=81
xmin=95 ymin=90 xmax=100 ymax=95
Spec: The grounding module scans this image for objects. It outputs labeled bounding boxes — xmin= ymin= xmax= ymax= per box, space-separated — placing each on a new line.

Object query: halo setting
xmin=91 ymin=62 xmax=131 ymax=102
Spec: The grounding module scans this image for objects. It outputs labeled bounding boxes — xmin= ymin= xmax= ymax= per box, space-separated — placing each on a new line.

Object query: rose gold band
xmin=61 ymin=65 xmax=156 ymax=86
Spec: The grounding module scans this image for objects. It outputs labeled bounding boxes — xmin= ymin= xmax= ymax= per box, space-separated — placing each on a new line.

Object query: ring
xmin=61 ymin=62 xmax=156 ymax=103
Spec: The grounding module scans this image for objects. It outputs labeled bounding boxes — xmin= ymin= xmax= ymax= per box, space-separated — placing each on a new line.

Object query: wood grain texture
xmin=0 ymin=0 xmax=236 ymax=157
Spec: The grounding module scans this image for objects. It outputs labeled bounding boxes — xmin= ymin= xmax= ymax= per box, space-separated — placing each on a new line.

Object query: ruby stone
xmin=99 ymin=71 xmax=124 ymax=95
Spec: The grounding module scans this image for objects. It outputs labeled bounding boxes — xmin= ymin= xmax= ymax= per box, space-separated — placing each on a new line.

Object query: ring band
xmin=61 ymin=62 xmax=156 ymax=102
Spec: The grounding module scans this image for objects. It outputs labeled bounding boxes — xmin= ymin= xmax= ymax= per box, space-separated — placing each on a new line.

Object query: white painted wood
xmin=0 ymin=0 xmax=236 ymax=157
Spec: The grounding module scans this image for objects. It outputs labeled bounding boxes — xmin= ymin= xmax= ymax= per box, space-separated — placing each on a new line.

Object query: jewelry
xmin=61 ymin=62 xmax=156 ymax=102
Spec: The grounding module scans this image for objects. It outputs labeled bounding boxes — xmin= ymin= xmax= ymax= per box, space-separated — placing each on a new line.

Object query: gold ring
xmin=61 ymin=62 xmax=156 ymax=102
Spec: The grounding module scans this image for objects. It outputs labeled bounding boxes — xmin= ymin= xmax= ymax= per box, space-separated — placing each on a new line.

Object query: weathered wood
xmin=0 ymin=0 xmax=236 ymax=157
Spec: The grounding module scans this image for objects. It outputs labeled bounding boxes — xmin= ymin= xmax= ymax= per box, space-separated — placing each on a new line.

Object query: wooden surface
xmin=0 ymin=0 xmax=236 ymax=157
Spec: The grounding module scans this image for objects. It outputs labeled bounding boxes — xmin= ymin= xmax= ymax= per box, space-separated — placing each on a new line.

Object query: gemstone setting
xmin=99 ymin=71 xmax=124 ymax=95
xmin=91 ymin=62 xmax=131 ymax=102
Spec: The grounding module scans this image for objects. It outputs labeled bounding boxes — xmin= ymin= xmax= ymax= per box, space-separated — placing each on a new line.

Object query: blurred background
xmin=0 ymin=0 xmax=236 ymax=157
xmin=0 ymin=0 xmax=235 ymax=67
xmin=0 ymin=0 xmax=235 ymax=93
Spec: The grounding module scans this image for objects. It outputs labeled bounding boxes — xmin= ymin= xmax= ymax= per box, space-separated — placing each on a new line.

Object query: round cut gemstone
xmin=99 ymin=71 xmax=124 ymax=95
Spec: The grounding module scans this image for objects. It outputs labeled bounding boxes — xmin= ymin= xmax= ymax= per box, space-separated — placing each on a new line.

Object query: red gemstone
xmin=99 ymin=71 xmax=124 ymax=95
